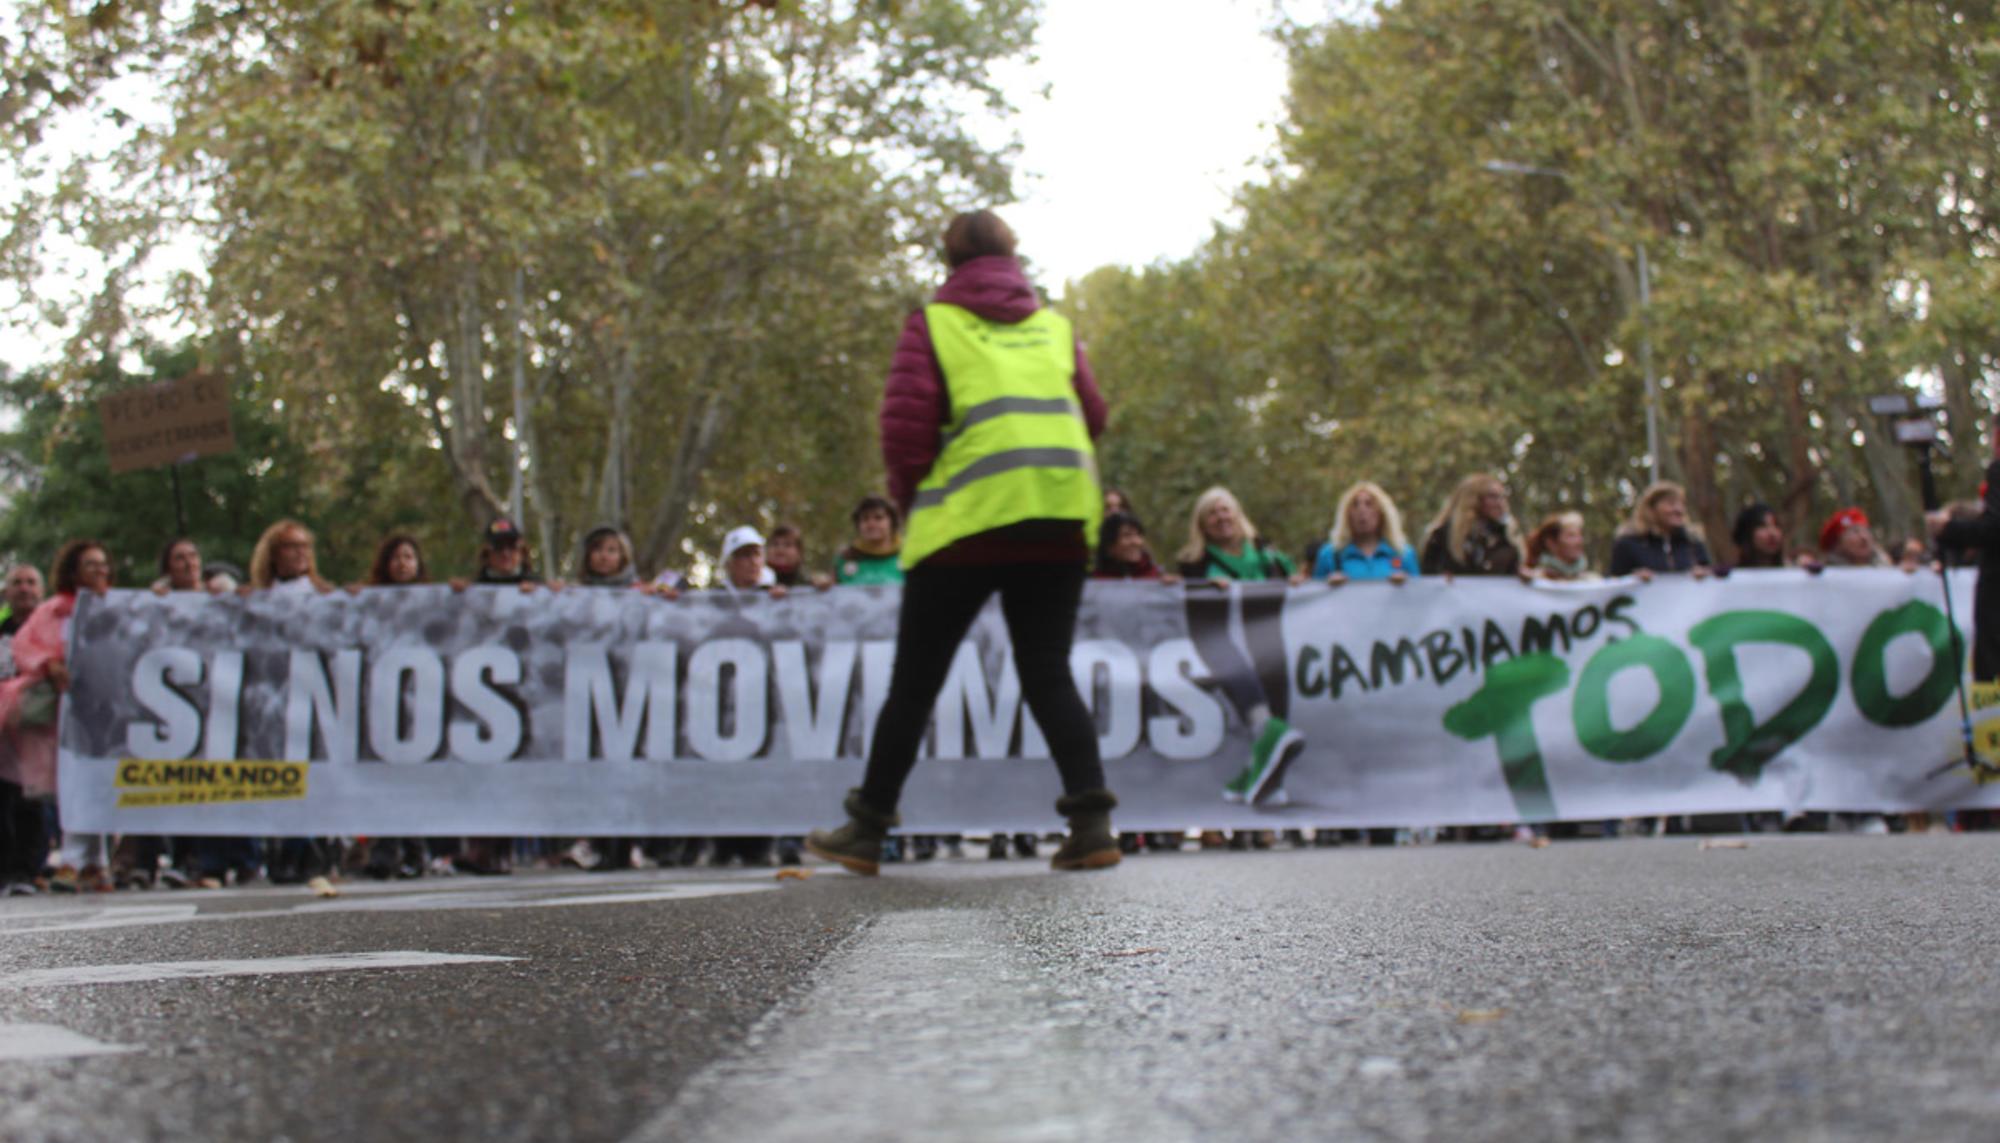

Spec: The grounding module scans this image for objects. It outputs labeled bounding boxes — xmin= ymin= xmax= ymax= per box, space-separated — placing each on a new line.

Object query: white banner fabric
xmin=54 ymin=570 xmax=2000 ymax=834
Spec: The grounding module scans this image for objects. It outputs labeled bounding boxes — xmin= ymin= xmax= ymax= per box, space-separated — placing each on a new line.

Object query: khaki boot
xmin=1049 ymin=789 xmax=1121 ymax=871
xmin=804 ymin=790 xmax=900 ymax=876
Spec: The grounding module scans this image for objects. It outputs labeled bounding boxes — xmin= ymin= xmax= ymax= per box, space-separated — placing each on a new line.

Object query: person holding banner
xmin=0 ymin=540 xmax=112 ymax=891
xmin=765 ymin=524 xmax=812 ymax=589
xmin=1312 ymin=482 xmax=1421 ymax=584
xmin=1094 ymin=512 xmax=1174 ymax=581
xmin=577 ymin=525 xmax=644 ymax=590
xmin=247 ymin=519 xmax=334 ymax=594
xmin=1728 ymin=503 xmax=1794 ymax=570
xmin=833 ymin=496 xmax=905 ymax=586
xmin=1421 ymin=474 xmax=1524 ymax=578
xmin=806 ymin=209 xmax=1120 ymax=875
xmin=1820 ymin=508 xmax=1890 ymax=568
xmin=152 ymin=538 xmax=207 ymax=594
xmin=458 ymin=517 xmax=543 ymax=591
xmin=0 ymin=564 xmax=46 ymax=894
xmin=1608 ymin=482 xmax=1713 ymax=579
xmin=1524 ymin=513 xmax=1599 ymax=582
xmin=1177 ymin=487 xmax=1307 ymax=808
xmin=365 ymin=534 xmax=430 ymax=587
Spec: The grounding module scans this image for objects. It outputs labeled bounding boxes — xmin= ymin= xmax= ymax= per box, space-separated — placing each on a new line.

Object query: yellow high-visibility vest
xmin=901 ymin=303 xmax=1101 ymax=569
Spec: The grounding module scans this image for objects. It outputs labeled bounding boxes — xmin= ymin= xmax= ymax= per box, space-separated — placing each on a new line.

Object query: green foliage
xmin=2 ymin=0 xmax=1039 ymax=577
xmin=0 ymin=344 xmax=320 ymax=582
xmin=1073 ymin=0 xmax=2000 ymax=564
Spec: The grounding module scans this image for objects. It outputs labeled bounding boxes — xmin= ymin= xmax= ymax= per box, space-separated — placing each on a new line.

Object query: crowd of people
xmin=0 ymin=465 xmax=1969 ymax=897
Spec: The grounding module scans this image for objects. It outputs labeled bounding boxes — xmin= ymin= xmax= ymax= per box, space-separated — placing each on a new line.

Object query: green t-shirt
xmin=835 ymin=548 xmax=905 ymax=585
xmin=1203 ymin=542 xmax=1294 ymax=582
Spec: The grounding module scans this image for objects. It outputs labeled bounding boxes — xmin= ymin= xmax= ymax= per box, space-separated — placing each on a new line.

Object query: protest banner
xmin=54 ymin=571 xmax=2000 ymax=834
xmin=97 ymin=371 xmax=236 ymax=474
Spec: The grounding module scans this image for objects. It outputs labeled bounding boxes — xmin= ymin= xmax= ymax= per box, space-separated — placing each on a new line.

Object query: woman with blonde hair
xmin=1420 ymin=474 xmax=1524 ymax=577
xmin=247 ymin=519 xmax=332 ymax=594
xmin=1312 ymin=482 xmax=1420 ymax=583
xmin=1608 ymin=481 xmax=1712 ymax=578
xmin=1172 ymin=486 xmax=1304 ymax=807
xmin=1175 ymin=487 xmax=1298 ymax=582
xmin=1525 ymin=512 xmax=1600 ymax=582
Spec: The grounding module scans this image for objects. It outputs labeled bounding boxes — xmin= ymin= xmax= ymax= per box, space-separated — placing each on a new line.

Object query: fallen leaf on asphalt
xmin=306 ymin=876 xmax=340 ymax=898
xmin=1456 ymin=1008 xmax=1508 ymax=1025
xmin=1698 ymin=838 xmax=1750 ymax=851
xmin=775 ymin=868 xmax=813 ymax=881
xmin=1528 ymin=837 xmax=1551 ymax=849
xmin=1102 ymin=947 xmax=1163 ymax=958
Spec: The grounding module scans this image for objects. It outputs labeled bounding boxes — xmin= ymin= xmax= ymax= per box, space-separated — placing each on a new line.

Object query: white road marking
xmin=0 ymin=951 xmax=519 ymax=990
xmin=0 ymin=1023 xmax=140 ymax=1061
xmin=0 ymin=905 xmax=200 ymax=935
xmin=628 ymin=909 xmax=1195 ymax=1143
xmin=308 ymin=882 xmax=776 ymax=914
xmin=0 ymin=880 xmax=774 ymax=936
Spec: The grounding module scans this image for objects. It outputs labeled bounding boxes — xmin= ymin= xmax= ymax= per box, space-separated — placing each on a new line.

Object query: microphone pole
xmin=1919 ymin=441 xmax=1995 ymax=780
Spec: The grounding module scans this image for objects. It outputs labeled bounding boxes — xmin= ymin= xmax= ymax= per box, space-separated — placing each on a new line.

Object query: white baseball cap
xmin=721 ymin=526 xmax=766 ymax=559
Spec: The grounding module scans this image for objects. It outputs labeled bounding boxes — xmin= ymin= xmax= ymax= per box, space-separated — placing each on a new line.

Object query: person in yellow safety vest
xmin=806 ymin=209 xmax=1121 ymax=875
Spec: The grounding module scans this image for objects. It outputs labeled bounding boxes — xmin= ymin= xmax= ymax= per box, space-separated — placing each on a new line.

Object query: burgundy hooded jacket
xmin=878 ymin=256 xmax=1106 ymax=563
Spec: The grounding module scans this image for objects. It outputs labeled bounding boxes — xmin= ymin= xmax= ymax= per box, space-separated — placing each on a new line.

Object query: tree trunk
xmin=640 ymin=383 xmax=729 ymax=574
xmin=597 ymin=339 xmax=635 ymax=530
xmin=1678 ymin=376 xmax=1726 ymax=549
xmin=1776 ymin=363 xmax=1818 ymax=543
xmin=445 ymin=260 xmax=503 ymax=525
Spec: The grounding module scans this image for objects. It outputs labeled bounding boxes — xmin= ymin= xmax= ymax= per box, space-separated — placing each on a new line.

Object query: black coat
xmin=1420 ymin=518 xmax=1520 ymax=577
xmin=1607 ymin=529 xmax=1712 ymax=576
xmin=1939 ymin=459 xmax=2000 ymax=681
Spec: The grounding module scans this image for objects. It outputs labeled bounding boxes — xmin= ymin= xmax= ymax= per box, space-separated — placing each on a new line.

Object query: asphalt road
xmin=3 ymin=835 xmax=1999 ymax=1142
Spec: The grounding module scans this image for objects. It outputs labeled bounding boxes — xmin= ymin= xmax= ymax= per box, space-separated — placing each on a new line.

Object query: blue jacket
xmin=1312 ymin=542 xmax=1421 ymax=580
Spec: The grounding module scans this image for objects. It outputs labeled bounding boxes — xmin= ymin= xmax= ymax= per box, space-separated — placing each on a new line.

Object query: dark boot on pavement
xmin=1050 ymin=790 xmax=1121 ymax=871
xmin=804 ymin=789 xmax=900 ymax=876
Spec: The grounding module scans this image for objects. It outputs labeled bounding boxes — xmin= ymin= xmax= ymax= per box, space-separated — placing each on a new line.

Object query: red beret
xmin=1819 ymin=507 xmax=1869 ymax=552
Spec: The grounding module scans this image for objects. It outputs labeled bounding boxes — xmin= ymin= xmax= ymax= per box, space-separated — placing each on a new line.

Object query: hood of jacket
xmin=933 ymin=256 xmax=1041 ymax=324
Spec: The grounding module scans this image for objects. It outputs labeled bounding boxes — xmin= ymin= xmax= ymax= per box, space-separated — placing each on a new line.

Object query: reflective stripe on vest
xmin=902 ymin=303 xmax=1101 ymax=568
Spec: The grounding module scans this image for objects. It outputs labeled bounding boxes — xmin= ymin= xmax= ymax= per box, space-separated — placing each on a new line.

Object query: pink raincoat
xmin=0 ymin=592 xmax=75 ymax=796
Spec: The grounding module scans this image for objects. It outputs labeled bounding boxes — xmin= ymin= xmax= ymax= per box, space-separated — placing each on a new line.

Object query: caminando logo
xmin=114 ymin=759 xmax=308 ymax=808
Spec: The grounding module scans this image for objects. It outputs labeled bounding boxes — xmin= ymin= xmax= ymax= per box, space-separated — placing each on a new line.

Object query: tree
xmin=2 ymin=0 xmax=1039 ymax=575
xmin=1071 ymin=0 xmax=2000 ymax=562
xmin=0 ymin=341 xmax=410 ymax=581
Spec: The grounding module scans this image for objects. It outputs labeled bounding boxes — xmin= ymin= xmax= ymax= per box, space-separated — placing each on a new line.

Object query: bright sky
xmin=992 ymin=0 xmax=1296 ymax=287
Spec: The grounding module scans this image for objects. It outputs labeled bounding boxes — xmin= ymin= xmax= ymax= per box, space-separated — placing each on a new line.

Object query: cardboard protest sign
xmin=98 ymin=371 xmax=235 ymax=474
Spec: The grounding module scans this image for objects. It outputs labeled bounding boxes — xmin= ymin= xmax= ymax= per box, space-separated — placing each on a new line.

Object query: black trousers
xmin=860 ymin=562 xmax=1106 ymax=813
xmin=0 ymin=779 xmax=47 ymax=883
xmin=1183 ymin=583 xmax=1289 ymax=723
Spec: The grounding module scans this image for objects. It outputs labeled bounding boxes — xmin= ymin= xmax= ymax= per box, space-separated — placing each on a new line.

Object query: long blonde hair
xmin=1329 ymin=482 xmax=1409 ymax=552
xmin=1618 ymin=481 xmax=1703 ymax=540
xmin=1178 ymin=486 xmax=1260 ymax=565
xmin=248 ymin=519 xmax=330 ymax=591
xmin=1424 ymin=473 xmax=1523 ymax=563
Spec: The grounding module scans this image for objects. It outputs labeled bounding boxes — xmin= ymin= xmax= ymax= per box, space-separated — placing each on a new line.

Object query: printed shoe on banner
xmin=1222 ymin=764 xmax=1255 ymax=803
xmin=1244 ymin=718 xmax=1307 ymax=806
xmin=1230 ymin=717 xmax=1286 ymax=801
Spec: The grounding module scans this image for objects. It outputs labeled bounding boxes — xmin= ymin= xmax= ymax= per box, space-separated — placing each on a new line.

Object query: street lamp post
xmin=1482 ymin=161 xmax=1660 ymax=486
